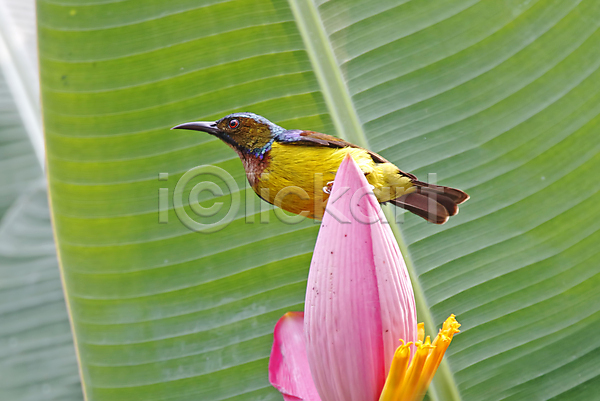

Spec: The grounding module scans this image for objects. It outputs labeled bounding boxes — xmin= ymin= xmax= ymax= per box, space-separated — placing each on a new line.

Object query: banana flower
xmin=269 ymin=155 xmax=460 ymax=401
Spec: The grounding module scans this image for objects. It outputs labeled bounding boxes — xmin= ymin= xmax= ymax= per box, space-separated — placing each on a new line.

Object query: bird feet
xmin=322 ymin=181 xmax=334 ymax=194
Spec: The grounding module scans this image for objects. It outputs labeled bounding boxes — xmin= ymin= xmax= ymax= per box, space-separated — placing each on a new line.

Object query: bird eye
xmin=229 ymin=119 xmax=239 ymax=129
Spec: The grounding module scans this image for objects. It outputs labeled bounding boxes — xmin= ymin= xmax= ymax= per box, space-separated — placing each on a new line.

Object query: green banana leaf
xmin=37 ymin=0 xmax=600 ymax=400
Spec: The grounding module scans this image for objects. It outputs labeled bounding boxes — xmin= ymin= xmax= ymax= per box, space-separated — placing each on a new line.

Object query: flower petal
xmin=304 ymin=155 xmax=418 ymax=401
xmin=369 ymin=203 xmax=418 ymax=373
xmin=269 ymin=312 xmax=322 ymax=401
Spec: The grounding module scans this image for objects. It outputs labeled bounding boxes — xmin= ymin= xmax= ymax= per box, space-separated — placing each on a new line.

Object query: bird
xmin=172 ymin=112 xmax=468 ymax=224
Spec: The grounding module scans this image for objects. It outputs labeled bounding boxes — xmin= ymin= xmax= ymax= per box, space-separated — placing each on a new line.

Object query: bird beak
xmin=171 ymin=121 xmax=220 ymax=135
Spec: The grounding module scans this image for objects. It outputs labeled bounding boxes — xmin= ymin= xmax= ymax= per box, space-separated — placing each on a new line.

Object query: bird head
xmin=172 ymin=112 xmax=284 ymax=155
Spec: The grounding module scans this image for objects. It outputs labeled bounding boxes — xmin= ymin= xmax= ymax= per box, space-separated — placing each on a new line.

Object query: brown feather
xmin=427 ymin=193 xmax=459 ymax=216
xmin=412 ymin=180 xmax=469 ymax=204
xmin=390 ymin=193 xmax=450 ymax=224
xmin=390 ymin=181 xmax=469 ymax=223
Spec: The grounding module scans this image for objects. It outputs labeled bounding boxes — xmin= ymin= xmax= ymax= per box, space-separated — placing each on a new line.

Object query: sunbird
xmin=172 ymin=113 xmax=468 ymax=224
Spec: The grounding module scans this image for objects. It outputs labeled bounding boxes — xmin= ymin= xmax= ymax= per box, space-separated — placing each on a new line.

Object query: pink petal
xmin=304 ymin=155 xmax=417 ymax=401
xmin=269 ymin=312 xmax=322 ymax=401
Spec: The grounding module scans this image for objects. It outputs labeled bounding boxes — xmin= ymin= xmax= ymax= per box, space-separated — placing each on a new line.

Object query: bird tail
xmin=390 ymin=181 xmax=469 ymax=224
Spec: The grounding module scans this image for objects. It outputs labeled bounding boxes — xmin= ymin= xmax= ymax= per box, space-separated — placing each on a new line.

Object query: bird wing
xmin=276 ymin=130 xmax=417 ymax=180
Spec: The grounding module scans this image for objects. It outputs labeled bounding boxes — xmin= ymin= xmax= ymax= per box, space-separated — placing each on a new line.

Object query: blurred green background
xmin=1 ymin=0 xmax=599 ymax=400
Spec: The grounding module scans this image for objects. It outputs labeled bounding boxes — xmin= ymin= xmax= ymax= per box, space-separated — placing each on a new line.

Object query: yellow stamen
xmin=378 ymin=341 xmax=411 ymax=401
xmin=396 ymin=337 xmax=433 ymax=401
xmin=417 ymin=322 xmax=425 ymax=342
xmin=378 ymin=315 xmax=460 ymax=401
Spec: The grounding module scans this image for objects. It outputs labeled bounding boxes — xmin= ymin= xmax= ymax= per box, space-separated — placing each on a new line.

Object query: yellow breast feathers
xmin=253 ymin=142 xmax=415 ymax=219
